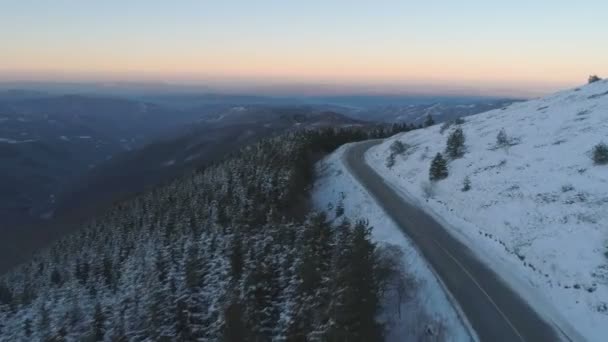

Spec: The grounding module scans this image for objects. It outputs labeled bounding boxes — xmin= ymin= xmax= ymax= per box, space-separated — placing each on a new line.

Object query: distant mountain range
xmin=340 ymin=99 xmax=517 ymax=124
xmin=0 ymin=93 xmax=207 ymax=226
xmin=52 ymin=106 xmax=365 ymax=226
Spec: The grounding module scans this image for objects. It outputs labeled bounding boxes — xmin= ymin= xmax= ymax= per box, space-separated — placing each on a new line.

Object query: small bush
xmin=445 ymin=128 xmax=466 ymax=159
xmin=461 ymin=176 xmax=471 ymax=192
xmin=588 ymin=75 xmax=602 ymax=84
xmin=454 ymin=117 xmax=465 ymax=125
xmin=592 ymin=142 xmax=608 ymax=165
xmin=429 ymin=153 xmax=448 ymax=181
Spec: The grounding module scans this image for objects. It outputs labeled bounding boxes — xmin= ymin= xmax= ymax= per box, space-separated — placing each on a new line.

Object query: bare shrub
xmin=375 ymin=244 xmax=417 ymax=318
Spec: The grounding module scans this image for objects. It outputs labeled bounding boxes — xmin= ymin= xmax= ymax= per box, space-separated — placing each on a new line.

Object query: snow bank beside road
xmin=313 ymin=144 xmax=474 ymax=342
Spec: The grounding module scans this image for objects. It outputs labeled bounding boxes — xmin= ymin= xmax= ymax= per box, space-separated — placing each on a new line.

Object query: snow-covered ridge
xmin=367 ymin=79 xmax=608 ymax=341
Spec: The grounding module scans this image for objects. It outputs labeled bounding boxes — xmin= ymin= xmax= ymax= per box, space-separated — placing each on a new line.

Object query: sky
xmin=1 ymin=0 xmax=606 ymax=97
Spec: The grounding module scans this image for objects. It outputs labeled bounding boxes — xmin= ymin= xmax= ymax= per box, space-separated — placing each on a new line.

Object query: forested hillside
xmin=0 ymin=125 xmax=413 ymax=341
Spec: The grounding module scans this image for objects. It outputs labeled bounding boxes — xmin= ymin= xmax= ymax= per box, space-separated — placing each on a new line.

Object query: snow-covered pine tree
xmin=424 ymin=114 xmax=435 ymax=127
xmin=430 ymin=153 xmax=449 ymax=181
xmin=446 ymin=127 xmax=466 ymax=158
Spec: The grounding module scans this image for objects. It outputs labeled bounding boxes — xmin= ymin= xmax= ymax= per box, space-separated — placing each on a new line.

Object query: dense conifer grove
xmin=0 ymin=124 xmax=415 ymax=341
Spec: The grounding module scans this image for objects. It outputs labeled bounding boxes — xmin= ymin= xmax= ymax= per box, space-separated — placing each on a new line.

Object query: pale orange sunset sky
xmin=2 ymin=0 xmax=606 ymax=97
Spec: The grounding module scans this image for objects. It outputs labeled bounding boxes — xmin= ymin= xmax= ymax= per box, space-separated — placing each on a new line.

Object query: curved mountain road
xmin=344 ymin=140 xmax=572 ymax=342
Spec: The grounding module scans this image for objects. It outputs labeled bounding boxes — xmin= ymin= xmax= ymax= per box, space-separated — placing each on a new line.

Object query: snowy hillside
xmin=367 ymin=79 xmax=608 ymax=341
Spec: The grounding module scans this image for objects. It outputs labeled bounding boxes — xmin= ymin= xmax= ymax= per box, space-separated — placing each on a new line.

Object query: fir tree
xmin=23 ymin=318 xmax=32 ymax=338
xmin=424 ymin=114 xmax=435 ymax=127
xmin=93 ymin=303 xmax=105 ymax=341
xmin=50 ymin=267 xmax=62 ymax=286
xmin=38 ymin=304 xmax=50 ymax=340
xmin=496 ymin=128 xmax=509 ymax=147
xmin=230 ymin=234 xmax=243 ymax=280
xmin=462 ymin=176 xmax=471 ymax=192
xmin=223 ymin=301 xmax=248 ymax=342
xmin=335 ymin=200 xmax=345 ymax=218
xmin=175 ymin=298 xmax=192 ymax=341
xmin=589 ymin=75 xmax=602 ymax=83
xmin=386 ymin=153 xmax=396 ymax=168
xmin=0 ymin=282 xmax=12 ymax=305
xmin=429 ymin=153 xmax=449 ymax=181
xmin=446 ymin=127 xmax=466 ymax=158
xmin=185 ymin=244 xmax=202 ymax=289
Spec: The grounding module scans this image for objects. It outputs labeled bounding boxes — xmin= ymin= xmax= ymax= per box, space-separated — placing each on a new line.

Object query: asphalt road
xmin=344 ymin=140 xmax=570 ymax=342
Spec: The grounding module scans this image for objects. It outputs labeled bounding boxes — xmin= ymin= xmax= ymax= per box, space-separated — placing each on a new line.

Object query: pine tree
xmin=429 ymin=153 xmax=449 ymax=181
xmin=0 ymin=282 xmax=12 ymax=305
xmin=348 ymin=221 xmax=382 ymax=341
xmin=462 ymin=176 xmax=471 ymax=192
xmin=175 ymin=298 xmax=192 ymax=341
xmin=223 ymin=301 xmax=248 ymax=342
xmin=230 ymin=234 xmax=243 ymax=280
xmin=386 ymin=153 xmax=396 ymax=168
xmin=424 ymin=114 xmax=435 ymax=127
xmin=589 ymin=75 xmax=602 ymax=83
xmin=185 ymin=243 xmax=202 ymax=289
xmin=93 ymin=303 xmax=105 ymax=341
xmin=326 ymin=220 xmax=382 ymax=341
xmin=50 ymin=267 xmax=62 ymax=286
xmin=335 ymin=200 xmax=345 ymax=218
xmin=496 ymin=128 xmax=509 ymax=147
xmin=23 ymin=318 xmax=32 ymax=338
xmin=102 ymin=256 xmax=114 ymax=289
xmin=446 ymin=127 xmax=466 ymax=158
xmin=38 ymin=304 xmax=50 ymax=340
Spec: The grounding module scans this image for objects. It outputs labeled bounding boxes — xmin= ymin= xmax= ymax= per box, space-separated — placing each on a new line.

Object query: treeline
xmin=0 ymin=125 xmax=414 ymax=341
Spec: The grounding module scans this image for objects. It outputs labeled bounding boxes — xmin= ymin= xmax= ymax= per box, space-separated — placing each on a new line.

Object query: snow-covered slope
xmin=367 ymin=80 xmax=608 ymax=341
